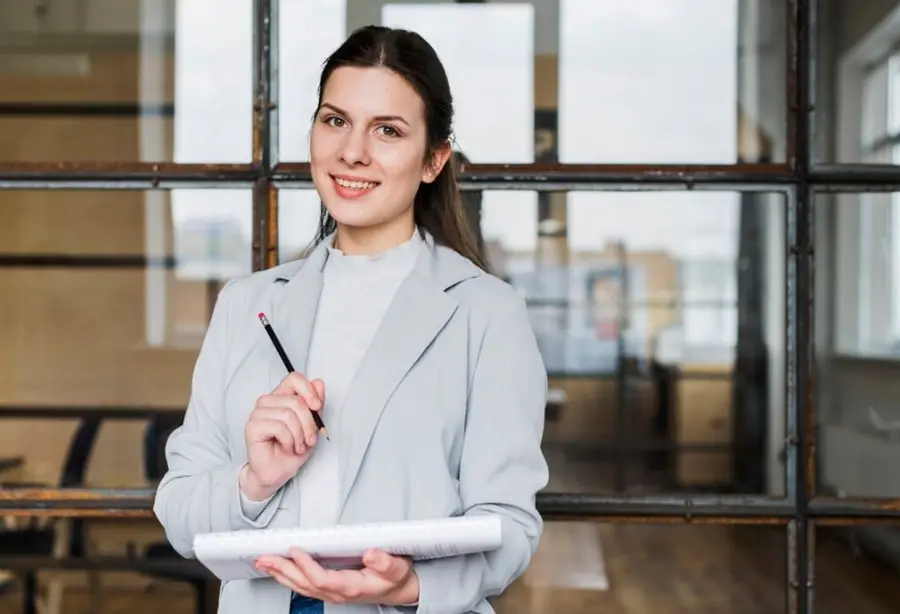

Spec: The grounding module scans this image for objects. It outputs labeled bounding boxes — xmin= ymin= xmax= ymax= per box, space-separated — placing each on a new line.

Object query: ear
xmin=421 ymin=141 xmax=452 ymax=184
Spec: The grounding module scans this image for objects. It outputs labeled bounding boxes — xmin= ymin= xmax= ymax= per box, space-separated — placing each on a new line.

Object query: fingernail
xmin=308 ymin=434 xmax=317 ymax=446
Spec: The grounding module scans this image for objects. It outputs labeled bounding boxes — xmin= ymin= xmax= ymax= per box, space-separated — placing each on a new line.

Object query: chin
xmin=323 ymin=203 xmax=384 ymax=229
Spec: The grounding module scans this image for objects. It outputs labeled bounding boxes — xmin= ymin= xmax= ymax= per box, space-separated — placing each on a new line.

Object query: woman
xmin=154 ymin=25 xmax=549 ymax=614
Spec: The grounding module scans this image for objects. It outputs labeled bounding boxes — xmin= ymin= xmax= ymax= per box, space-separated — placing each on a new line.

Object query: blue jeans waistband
xmin=290 ymin=592 xmax=324 ymax=614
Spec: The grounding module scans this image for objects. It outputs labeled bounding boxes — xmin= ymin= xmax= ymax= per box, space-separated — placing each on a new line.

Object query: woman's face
xmin=310 ymin=66 xmax=444 ymax=245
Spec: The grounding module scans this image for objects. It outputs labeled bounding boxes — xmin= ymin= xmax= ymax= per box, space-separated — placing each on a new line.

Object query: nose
xmin=339 ymin=127 xmax=370 ymax=167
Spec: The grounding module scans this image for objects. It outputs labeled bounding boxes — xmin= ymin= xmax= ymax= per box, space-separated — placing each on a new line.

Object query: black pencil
xmin=257 ymin=312 xmax=329 ymax=440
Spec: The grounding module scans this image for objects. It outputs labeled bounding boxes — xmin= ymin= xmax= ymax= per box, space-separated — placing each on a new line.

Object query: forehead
xmin=321 ymin=66 xmax=424 ymax=121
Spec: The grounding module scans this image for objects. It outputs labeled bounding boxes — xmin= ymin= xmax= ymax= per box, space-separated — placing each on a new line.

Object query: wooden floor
xmin=2 ymin=523 xmax=899 ymax=614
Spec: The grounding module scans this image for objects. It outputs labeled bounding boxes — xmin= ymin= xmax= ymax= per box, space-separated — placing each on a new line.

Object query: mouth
xmin=331 ymin=175 xmax=380 ymax=197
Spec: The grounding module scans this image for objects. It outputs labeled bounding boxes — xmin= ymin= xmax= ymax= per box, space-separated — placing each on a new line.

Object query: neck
xmin=334 ymin=217 xmax=416 ymax=256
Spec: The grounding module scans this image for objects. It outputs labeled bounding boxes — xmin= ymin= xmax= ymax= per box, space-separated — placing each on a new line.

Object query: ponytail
xmin=414 ymin=152 xmax=488 ymax=271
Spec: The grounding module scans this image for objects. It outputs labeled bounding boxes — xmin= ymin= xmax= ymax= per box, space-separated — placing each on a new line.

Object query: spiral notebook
xmin=192 ymin=515 xmax=503 ymax=581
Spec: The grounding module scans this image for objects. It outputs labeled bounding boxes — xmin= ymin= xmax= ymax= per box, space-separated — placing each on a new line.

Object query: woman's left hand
xmin=255 ymin=548 xmax=419 ymax=606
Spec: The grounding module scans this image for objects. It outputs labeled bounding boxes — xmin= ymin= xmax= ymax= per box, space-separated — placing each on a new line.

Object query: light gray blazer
xmin=153 ymin=231 xmax=550 ymax=614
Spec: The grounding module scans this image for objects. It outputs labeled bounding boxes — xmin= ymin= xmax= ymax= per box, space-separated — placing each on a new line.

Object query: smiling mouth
xmin=332 ymin=176 xmax=379 ymax=191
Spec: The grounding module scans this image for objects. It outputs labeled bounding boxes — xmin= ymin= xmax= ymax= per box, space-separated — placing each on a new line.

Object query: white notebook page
xmin=193 ymin=515 xmax=503 ymax=581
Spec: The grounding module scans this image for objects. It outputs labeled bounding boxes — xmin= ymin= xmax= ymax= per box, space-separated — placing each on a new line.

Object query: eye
xmin=377 ymin=125 xmax=400 ymax=138
xmin=324 ymin=115 xmax=346 ymax=128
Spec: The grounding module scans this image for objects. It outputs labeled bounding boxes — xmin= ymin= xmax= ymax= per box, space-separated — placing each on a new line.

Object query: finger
xmin=255 ymin=396 xmax=319 ymax=449
xmin=250 ymin=406 xmax=307 ymax=455
xmin=311 ymin=378 xmax=326 ymax=406
xmin=363 ymin=549 xmax=409 ymax=582
xmin=269 ymin=568 xmax=321 ymax=599
xmin=290 ymin=549 xmax=356 ymax=598
xmin=283 ymin=551 xmax=356 ymax=604
xmin=257 ymin=557 xmax=318 ymax=596
xmin=250 ymin=418 xmax=297 ymax=453
xmin=277 ymin=372 xmax=323 ymax=411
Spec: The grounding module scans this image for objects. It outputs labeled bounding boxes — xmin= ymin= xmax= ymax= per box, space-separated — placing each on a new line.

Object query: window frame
xmin=0 ymin=2 xmax=896 ymax=613
xmin=834 ymin=12 xmax=900 ymax=359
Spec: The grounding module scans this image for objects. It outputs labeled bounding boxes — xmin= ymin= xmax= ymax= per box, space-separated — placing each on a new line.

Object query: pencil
xmin=257 ymin=312 xmax=329 ymax=440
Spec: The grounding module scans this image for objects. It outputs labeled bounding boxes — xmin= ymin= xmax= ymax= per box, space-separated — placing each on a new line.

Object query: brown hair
xmin=310 ymin=25 xmax=486 ymax=270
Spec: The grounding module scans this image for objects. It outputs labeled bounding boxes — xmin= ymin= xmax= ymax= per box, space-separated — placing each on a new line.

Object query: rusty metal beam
xmin=808 ymin=496 xmax=900 ymax=516
xmin=1 ymin=162 xmax=900 ymax=191
xmin=0 ymin=406 xmax=182 ymax=420
xmin=0 ymin=162 xmax=257 ymax=188
xmin=786 ymin=0 xmax=815 ymax=611
xmin=273 ymin=162 xmax=793 ymax=186
xmin=249 ymin=0 xmax=277 ymax=272
xmin=0 ymin=102 xmax=174 ymax=117
xmin=811 ymin=163 xmax=900 ymax=183
xmin=0 ymin=555 xmax=207 ymax=575
xmin=252 ymin=177 xmax=278 ymax=272
xmin=0 ymin=254 xmax=177 ymax=269
xmin=252 ymin=0 xmax=274 ymax=169
xmin=2 ymin=489 xmax=899 ymax=521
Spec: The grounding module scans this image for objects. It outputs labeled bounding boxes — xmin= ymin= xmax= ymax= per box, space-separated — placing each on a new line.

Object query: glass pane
xmin=818 ymin=189 xmax=900 ymax=498
xmin=0 ymin=0 xmax=252 ymax=163
xmin=278 ymin=189 xmax=324 ymax=263
xmin=494 ymin=523 xmax=786 ymax=613
xmin=818 ymin=0 xmax=900 ymax=164
xmin=816 ymin=524 xmax=900 ymax=614
xmin=0 ymin=188 xmax=250 ymax=489
xmin=277 ymin=0 xmax=785 ymax=164
xmin=279 ymin=188 xmax=786 ymax=496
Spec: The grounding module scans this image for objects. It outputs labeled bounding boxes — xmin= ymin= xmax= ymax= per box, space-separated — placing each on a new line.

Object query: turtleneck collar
xmin=322 ymin=228 xmax=423 ymax=278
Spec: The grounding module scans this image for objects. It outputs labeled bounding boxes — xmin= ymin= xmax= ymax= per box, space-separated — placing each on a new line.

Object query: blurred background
xmin=0 ymin=0 xmax=899 ymax=613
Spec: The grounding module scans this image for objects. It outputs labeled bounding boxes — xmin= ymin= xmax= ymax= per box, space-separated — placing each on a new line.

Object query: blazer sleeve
xmin=410 ymin=292 xmax=550 ymax=614
xmin=153 ymin=279 xmax=287 ymax=558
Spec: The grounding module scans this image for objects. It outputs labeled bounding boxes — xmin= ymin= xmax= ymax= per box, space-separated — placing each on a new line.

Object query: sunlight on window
xmin=382 ymin=3 xmax=538 ymax=252
xmin=569 ymin=192 xmax=739 ymax=259
xmin=277 ymin=0 xmax=347 ymax=260
xmin=842 ymin=51 xmax=900 ymax=354
xmin=559 ymin=0 xmax=739 ymax=164
xmin=171 ymin=0 xmax=253 ymax=282
xmin=278 ymin=0 xmax=347 ymax=162
xmin=279 ymin=190 xmax=325 ymax=263
xmin=143 ymin=0 xmax=253 ymax=346
xmin=172 ymin=0 xmax=252 ymax=163
xmin=568 ymin=191 xmax=739 ymax=353
xmin=561 ymin=0 xmax=741 ymax=356
xmin=169 ymin=190 xmax=252 ymax=280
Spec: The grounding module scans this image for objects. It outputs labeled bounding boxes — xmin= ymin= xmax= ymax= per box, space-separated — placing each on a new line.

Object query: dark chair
xmin=0 ymin=417 xmax=102 ymax=614
xmin=139 ymin=414 xmax=212 ymax=614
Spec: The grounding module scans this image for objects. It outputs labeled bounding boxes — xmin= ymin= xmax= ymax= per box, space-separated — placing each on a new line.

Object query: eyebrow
xmin=319 ymin=102 xmax=410 ymax=127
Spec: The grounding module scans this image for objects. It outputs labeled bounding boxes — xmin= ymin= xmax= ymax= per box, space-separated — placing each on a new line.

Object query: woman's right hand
xmin=240 ymin=372 xmax=326 ymax=501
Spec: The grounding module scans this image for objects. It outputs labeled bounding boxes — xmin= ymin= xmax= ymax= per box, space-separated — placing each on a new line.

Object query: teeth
xmin=335 ymin=177 xmax=377 ymax=190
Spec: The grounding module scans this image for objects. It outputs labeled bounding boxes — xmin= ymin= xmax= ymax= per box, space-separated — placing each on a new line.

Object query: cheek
xmin=309 ymin=128 xmax=337 ymax=164
xmin=377 ymin=148 xmax=427 ymax=185
xmin=309 ymin=138 xmax=324 ymax=164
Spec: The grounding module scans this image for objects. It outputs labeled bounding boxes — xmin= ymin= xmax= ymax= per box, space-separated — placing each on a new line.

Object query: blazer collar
xmin=265 ymin=229 xmax=482 ymax=515
xmin=275 ymin=228 xmax=482 ymax=292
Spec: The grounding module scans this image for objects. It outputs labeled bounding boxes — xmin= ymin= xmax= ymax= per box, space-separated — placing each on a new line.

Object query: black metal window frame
xmin=1 ymin=1 xmax=900 ymax=612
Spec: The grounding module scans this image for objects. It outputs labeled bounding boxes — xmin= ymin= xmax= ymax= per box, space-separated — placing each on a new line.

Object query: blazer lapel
xmin=336 ymin=234 xmax=478 ymax=516
xmin=264 ymin=240 xmax=329 ymax=385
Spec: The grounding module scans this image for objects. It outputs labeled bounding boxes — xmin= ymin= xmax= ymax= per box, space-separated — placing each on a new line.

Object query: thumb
xmin=311 ymin=379 xmax=326 ymax=406
xmin=363 ymin=549 xmax=404 ymax=579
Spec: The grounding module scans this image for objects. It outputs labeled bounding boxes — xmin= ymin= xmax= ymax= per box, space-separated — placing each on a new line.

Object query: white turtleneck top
xmin=241 ymin=230 xmax=423 ymax=529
